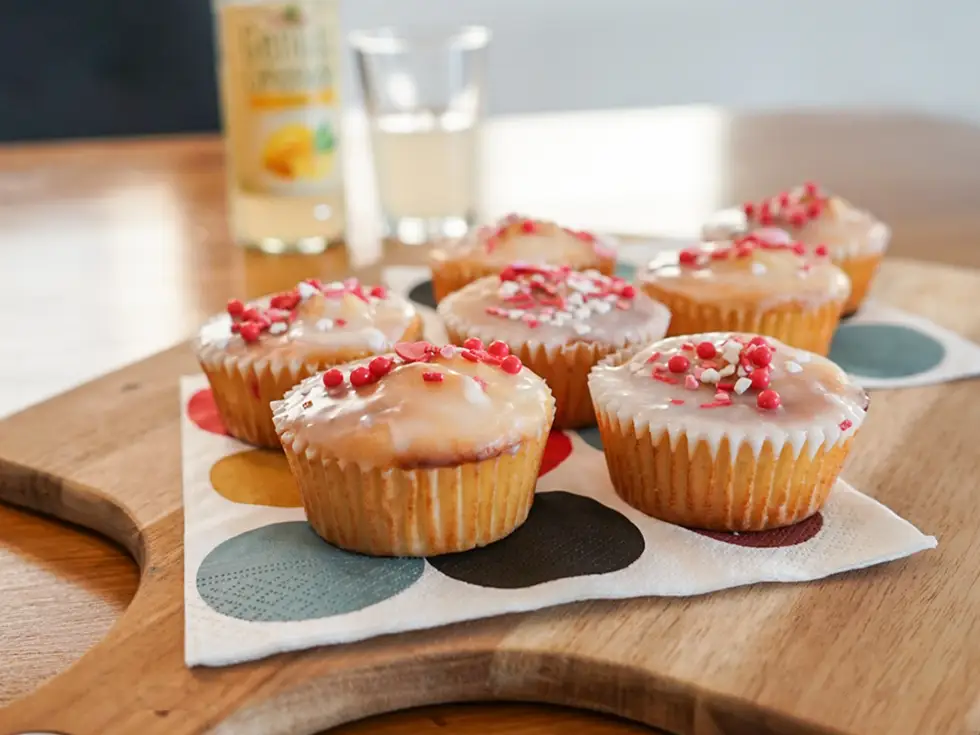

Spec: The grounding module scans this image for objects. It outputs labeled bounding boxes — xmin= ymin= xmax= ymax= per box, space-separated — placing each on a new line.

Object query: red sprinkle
xmin=335 ymin=319 xmax=347 ymax=327
xmin=749 ymin=336 xmax=770 ymax=347
xmin=653 ymin=374 xmax=678 ymax=385
xmin=806 ymin=200 xmax=823 ymax=219
xmin=670 ymin=398 xmax=686 ymax=405
xmin=241 ymin=307 xmax=261 ymax=322
xmin=804 ymin=181 xmax=819 ymax=197
xmin=815 ymin=244 xmax=829 ymax=257
xmin=757 ymin=389 xmax=781 ymax=410
xmin=422 ymin=371 xmax=444 ymax=383
xmin=645 ymin=351 xmax=662 ymax=364
xmin=227 ymin=298 xmax=245 ymax=317
xmin=668 ymin=355 xmax=691 ymax=374
xmin=839 ymin=419 xmax=853 ymax=431
xmin=369 ymin=285 xmax=387 ymax=299
xmin=679 ymin=249 xmax=700 ymax=266
xmin=463 ymin=337 xmax=484 ymax=350
xmin=395 ymin=341 xmax=433 ymax=363
xmin=742 ymin=202 xmax=755 ymax=218
xmin=710 ymin=247 xmax=731 ymax=261
xmin=750 ymin=367 xmax=771 ymax=391
xmin=751 ymin=346 xmax=773 ymax=368
xmin=349 ymin=366 xmax=374 ymax=387
xmin=681 ymin=342 xmax=696 ymax=351
xmin=696 ymin=341 xmax=717 ymax=359
xmin=501 ymin=355 xmax=522 ymax=374
xmin=521 ymin=219 xmax=536 ymax=233
xmin=461 ymin=350 xmax=480 ymax=362
xmin=620 ymin=284 xmax=636 ymax=298
xmin=323 ymin=369 xmax=344 ymax=388
xmin=369 ymin=356 xmax=393 ymax=378
xmin=239 ymin=322 xmax=261 ymax=342
xmin=792 ymin=242 xmax=807 ymax=256
xmin=487 ymin=340 xmax=510 ymax=357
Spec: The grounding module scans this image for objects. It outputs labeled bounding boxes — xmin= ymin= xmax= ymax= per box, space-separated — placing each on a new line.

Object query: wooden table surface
xmin=2 ymin=108 xmax=980 ymax=734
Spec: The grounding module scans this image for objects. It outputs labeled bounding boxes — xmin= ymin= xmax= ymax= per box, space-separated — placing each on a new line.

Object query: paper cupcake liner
xmin=639 ymin=286 xmax=843 ymax=356
xmin=442 ymin=312 xmax=667 ymax=430
xmin=430 ymin=255 xmax=616 ymax=304
xmin=196 ymin=317 xmax=424 ymax=449
xmin=279 ymin=432 xmax=549 ymax=557
xmin=836 ymin=251 xmax=884 ymax=316
xmin=592 ymin=401 xmax=855 ymax=531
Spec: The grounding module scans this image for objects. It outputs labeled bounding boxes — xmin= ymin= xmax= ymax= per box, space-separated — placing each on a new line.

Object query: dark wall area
xmin=1 ymin=0 xmax=221 ymax=142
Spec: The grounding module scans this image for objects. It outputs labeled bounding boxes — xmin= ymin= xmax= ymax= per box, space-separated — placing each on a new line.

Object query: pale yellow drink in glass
xmin=215 ymin=0 xmax=345 ymax=253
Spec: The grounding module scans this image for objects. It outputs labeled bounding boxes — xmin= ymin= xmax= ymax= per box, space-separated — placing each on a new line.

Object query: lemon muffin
xmin=195 ymin=278 xmax=422 ymax=448
xmin=273 ymin=341 xmax=555 ymax=556
xmin=702 ymin=182 xmax=889 ymax=315
xmin=438 ymin=263 xmax=670 ymax=428
xmin=589 ymin=333 xmax=869 ymax=531
xmin=638 ymin=235 xmax=850 ymax=355
xmin=429 ymin=213 xmax=617 ymax=302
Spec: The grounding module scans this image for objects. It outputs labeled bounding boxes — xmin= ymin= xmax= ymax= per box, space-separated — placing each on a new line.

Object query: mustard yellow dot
xmin=210 ymin=449 xmax=302 ymax=507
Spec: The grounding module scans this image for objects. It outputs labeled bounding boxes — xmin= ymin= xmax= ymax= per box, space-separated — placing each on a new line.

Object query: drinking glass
xmin=350 ymin=26 xmax=490 ymax=245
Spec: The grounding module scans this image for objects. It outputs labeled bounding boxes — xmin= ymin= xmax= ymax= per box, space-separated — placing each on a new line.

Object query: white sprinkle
xmin=593 ymin=300 xmax=612 ymax=314
xmin=751 ymin=262 xmax=768 ymax=276
xmin=737 ymin=365 xmax=748 ymax=377
xmin=785 ymin=361 xmax=803 ymax=373
xmin=700 ymin=368 xmax=721 ymax=384
xmin=439 ymin=344 xmax=456 ymax=359
xmin=796 ymin=352 xmax=812 ymax=364
xmin=734 ymin=377 xmax=752 ymax=394
xmin=324 ymin=281 xmax=344 ymax=291
xmin=462 ymin=376 xmax=491 ymax=405
xmin=315 ymin=318 xmax=334 ymax=331
xmin=572 ymin=323 xmax=592 ymax=335
xmin=297 ymin=281 xmax=319 ymax=300
xmin=722 ymin=342 xmax=742 ymax=364
xmin=498 ymin=281 xmax=521 ymax=297
xmin=719 ymin=364 xmax=736 ymax=378
xmin=508 ymin=310 xmax=525 ymax=320
xmin=567 ymin=292 xmax=585 ymax=307
xmin=604 ymin=294 xmax=619 ymax=303
xmin=574 ymin=306 xmax=591 ymax=320
xmin=268 ymin=322 xmax=287 ymax=335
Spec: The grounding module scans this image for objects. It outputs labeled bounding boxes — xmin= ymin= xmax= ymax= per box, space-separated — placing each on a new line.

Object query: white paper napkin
xmin=181 ymin=376 xmax=936 ymax=668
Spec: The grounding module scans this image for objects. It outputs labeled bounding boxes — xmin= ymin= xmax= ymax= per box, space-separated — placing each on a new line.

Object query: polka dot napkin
xmin=182 ymin=376 xmax=935 ymax=668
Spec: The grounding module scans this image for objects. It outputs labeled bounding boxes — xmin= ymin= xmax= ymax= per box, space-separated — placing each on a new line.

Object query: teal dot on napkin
xmin=197 ymin=522 xmax=424 ymax=622
xmin=829 ymin=324 xmax=945 ymax=379
xmin=577 ymin=427 xmax=604 ymax=451
xmin=615 ymin=261 xmax=637 ymax=280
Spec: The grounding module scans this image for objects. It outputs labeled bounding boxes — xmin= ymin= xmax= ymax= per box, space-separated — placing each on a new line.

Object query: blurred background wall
xmin=2 ymin=0 xmax=976 ymax=142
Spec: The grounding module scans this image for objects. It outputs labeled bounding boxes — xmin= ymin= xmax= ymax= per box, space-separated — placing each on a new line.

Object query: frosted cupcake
xmin=195 ymin=278 xmax=422 ymax=448
xmin=589 ymin=333 xmax=868 ymax=531
xmin=273 ymin=341 xmax=555 ymax=556
xmin=702 ymin=182 xmax=889 ymax=315
xmin=429 ymin=214 xmax=617 ymax=302
xmin=638 ymin=235 xmax=850 ymax=355
xmin=438 ymin=263 xmax=671 ymax=428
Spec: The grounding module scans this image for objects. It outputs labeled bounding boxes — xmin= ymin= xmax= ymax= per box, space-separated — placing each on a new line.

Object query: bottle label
xmin=219 ymin=2 xmax=341 ymax=196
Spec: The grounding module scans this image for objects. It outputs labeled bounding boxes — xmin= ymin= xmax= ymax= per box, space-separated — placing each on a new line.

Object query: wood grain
xmin=2 ymin=110 xmax=980 ymax=734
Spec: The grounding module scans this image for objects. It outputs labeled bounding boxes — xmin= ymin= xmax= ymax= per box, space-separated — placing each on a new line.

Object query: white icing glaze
xmin=588 ymin=333 xmax=868 ymax=462
xmin=195 ymin=280 xmax=418 ymax=372
xmin=639 ymin=239 xmax=851 ymax=310
xmin=437 ymin=264 xmax=671 ymax=349
xmin=272 ymin=345 xmax=554 ymax=469
xmin=702 ymin=186 xmax=890 ymax=260
xmin=430 ymin=214 xmax=616 ymax=268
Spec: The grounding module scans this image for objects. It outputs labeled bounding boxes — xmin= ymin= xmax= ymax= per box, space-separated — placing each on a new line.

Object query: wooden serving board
xmin=2 ymin=258 xmax=979 ymax=735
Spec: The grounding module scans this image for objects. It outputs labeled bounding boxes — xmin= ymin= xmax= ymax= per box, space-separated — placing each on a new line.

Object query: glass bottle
xmin=213 ymin=0 xmax=346 ymax=254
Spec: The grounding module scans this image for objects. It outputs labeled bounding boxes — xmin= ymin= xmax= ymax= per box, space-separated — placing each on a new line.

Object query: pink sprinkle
xmin=839 ymin=419 xmax=853 ymax=431
xmin=681 ymin=342 xmax=695 ymax=351
xmin=645 ymin=351 xmax=661 ymax=364
xmin=692 ymin=367 xmax=706 ymax=381
xmin=714 ymin=391 xmax=731 ymax=403
xmin=670 ymin=398 xmax=686 ymax=405
xmin=684 ymin=375 xmax=699 ymax=390
xmin=439 ymin=345 xmax=456 ymax=359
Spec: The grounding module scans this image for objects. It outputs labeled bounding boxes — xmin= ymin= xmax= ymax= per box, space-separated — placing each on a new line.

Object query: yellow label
xmin=218 ymin=1 xmax=342 ymax=196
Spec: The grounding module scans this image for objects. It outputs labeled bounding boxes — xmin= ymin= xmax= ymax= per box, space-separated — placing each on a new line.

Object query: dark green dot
xmin=408 ymin=279 xmax=436 ymax=309
xmin=197 ymin=522 xmax=424 ymax=622
xmin=829 ymin=324 xmax=945 ymax=379
xmin=428 ymin=491 xmax=644 ymax=589
xmin=615 ymin=261 xmax=636 ymax=280
xmin=577 ymin=427 xmax=604 ymax=451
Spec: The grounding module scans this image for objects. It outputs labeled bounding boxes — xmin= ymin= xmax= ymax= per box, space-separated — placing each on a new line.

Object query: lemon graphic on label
xmin=262 ymin=122 xmax=335 ymax=181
